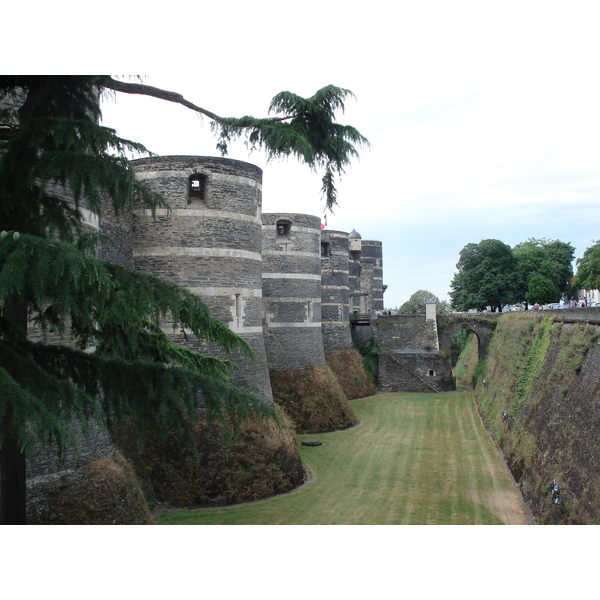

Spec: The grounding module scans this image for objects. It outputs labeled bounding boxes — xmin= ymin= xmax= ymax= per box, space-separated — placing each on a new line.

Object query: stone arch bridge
xmin=436 ymin=313 xmax=499 ymax=363
xmin=370 ymin=312 xmax=499 ymax=393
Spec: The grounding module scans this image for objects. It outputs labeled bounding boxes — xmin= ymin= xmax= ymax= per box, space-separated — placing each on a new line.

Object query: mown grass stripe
xmin=157 ymin=391 xmax=527 ymax=525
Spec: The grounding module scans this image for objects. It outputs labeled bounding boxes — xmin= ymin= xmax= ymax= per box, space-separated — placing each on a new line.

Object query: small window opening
xmin=188 ymin=174 xmax=207 ymax=203
xmin=321 ymin=241 xmax=331 ymax=257
xmin=307 ymin=300 xmax=314 ymax=321
xmin=427 ymin=369 xmax=436 ymax=377
xmin=276 ymin=220 xmax=292 ymax=238
xmin=235 ymin=294 xmax=242 ymax=318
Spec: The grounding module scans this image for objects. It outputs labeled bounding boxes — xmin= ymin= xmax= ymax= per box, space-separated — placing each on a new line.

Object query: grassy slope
xmin=158 ymin=391 xmax=526 ymax=525
xmin=470 ymin=312 xmax=600 ymax=524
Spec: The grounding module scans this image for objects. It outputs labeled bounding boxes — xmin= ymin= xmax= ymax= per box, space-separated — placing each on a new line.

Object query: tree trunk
xmin=0 ymin=405 xmax=27 ymax=524
xmin=0 ymin=293 xmax=29 ymax=524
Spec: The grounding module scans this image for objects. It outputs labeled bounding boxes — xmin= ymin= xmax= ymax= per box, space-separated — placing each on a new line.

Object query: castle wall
xmin=98 ymin=195 xmax=133 ymax=267
xmin=261 ymin=213 xmax=326 ymax=371
xmin=2 ymin=83 xmax=388 ymax=511
xmin=378 ymin=352 xmax=455 ymax=393
xmin=320 ymin=230 xmax=353 ymax=352
xmin=360 ymin=240 xmax=384 ymax=311
xmin=372 ymin=314 xmax=454 ymax=392
xmin=348 ymin=246 xmax=363 ymax=314
xmin=130 ymin=156 xmax=273 ymax=402
xmin=348 ymin=238 xmax=384 ymax=314
xmin=28 ymin=421 xmax=114 ymax=478
xmin=373 ymin=314 xmax=439 ymax=352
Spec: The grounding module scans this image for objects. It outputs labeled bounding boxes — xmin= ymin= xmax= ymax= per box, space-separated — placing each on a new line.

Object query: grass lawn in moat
xmin=157 ymin=390 xmax=527 ymax=525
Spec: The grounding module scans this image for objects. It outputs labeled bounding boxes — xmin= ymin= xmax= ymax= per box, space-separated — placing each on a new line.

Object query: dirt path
xmin=471 ymin=392 xmax=534 ymax=524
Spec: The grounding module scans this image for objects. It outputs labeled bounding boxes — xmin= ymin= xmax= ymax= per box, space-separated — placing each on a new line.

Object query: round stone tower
xmin=130 ymin=156 xmax=273 ymax=403
xmin=320 ymin=230 xmax=353 ymax=352
xmin=261 ymin=213 xmax=326 ymax=371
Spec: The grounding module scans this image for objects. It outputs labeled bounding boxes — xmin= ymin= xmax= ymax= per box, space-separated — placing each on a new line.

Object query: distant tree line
xmin=572 ymin=240 xmax=600 ymax=292
xmin=449 ymin=238 xmax=577 ymax=312
xmin=397 ymin=289 xmax=452 ymax=314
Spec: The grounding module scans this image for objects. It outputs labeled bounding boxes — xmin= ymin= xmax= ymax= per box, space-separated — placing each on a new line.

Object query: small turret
xmin=349 ymin=228 xmax=362 ymax=252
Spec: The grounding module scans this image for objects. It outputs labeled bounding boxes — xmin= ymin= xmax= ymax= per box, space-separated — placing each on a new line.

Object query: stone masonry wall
xmin=262 ymin=213 xmax=326 ymax=372
xmin=378 ymin=352 xmax=455 ymax=393
xmin=0 ymin=91 xmax=116 ymax=505
xmin=372 ymin=314 xmax=454 ymax=392
xmin=360 ymin=241 xmax=384 ymax=312
xmin=131 ymin=156 xmax=273 ymax=402
xmin=348 ymin=239 xmax=384 ymax=314
xmin=373 ymin=315 xmax=439 ymax=352
xmin=321 ymin=230 xmax=353 ymax=352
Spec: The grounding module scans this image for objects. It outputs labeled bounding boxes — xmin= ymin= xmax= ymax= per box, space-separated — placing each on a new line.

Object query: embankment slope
xmin=465 ymin=311 xmax=600 ymax=524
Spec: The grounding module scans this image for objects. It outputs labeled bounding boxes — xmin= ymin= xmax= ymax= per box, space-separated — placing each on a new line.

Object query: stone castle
xmin=101 ymin=155 xmax=385 ymax=405
xmin=22 ymin=154 xmax=386 ymax=513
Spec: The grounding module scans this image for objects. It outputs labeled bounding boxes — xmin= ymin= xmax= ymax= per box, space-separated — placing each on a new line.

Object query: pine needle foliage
xmin=212 ymin=85 xmax=369 ymax=210
xmin=1 ymin=76 xmax=298 ymax=522
xmin=0 ymin=76 xmax=166 ymax=242
xmin=0 ymin=232 xmax=253 ymax=366
xmin=0 ymin=232 xmax=274 ymax=457
xmin=0 ymin=330 xmax=274 ymax=462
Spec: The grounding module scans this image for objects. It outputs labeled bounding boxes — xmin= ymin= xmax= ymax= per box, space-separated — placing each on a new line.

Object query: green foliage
xmin=0 ymin=233 xmax=251 ymax=369
xmin=525 ymin=273 xmax=559 ymax=305
xmin=4 ymin=75 xmax=359 ymax=521
xmin=452 ymin=329 xmax=473 ymax=358
xmin=0 ymin=76 xmax=165 ymax=242
xmin=398 ymin=289 xmax=450 ymax=314
xmin=450 ymin=237 xmax=575 ymax=311
xmin=472 ymin=314 xmax=541 ymax=444
xmin=0 ymin=75 xmax=368 ymax=523
xmin=211 ymin=85 xmax=369 ymax=210
xmin=454 ymin=331 xmax=478 ymax=386
xmin=353 ymin=336 xmax=380 ymax=381
xmin=0 ymin=230 xmax=276 ymax=447
xmin=572 ymin=240 xmax=600 ymax=291
xmin=450 ymin=239 xmax=516 ymax=312
xmin=553 ymin=323 xmax=590 ymax=376
xmin=471 ymin=313 xmax=600 ymax=524
xmin=0 ymin=233 xmax=277 ymax=458
xmin=513 ymin=238 xmax=574 ymax=302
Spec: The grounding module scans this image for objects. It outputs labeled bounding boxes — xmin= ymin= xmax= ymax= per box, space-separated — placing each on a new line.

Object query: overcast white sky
xmin=16 ymin=1 xmax=600 ymax=311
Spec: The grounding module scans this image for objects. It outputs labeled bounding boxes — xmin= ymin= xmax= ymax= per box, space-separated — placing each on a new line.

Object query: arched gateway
xmin=437 ymin=314 xmax=498 ymax=363
xmin=370 ymin=310 xmax=498 ymax=393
